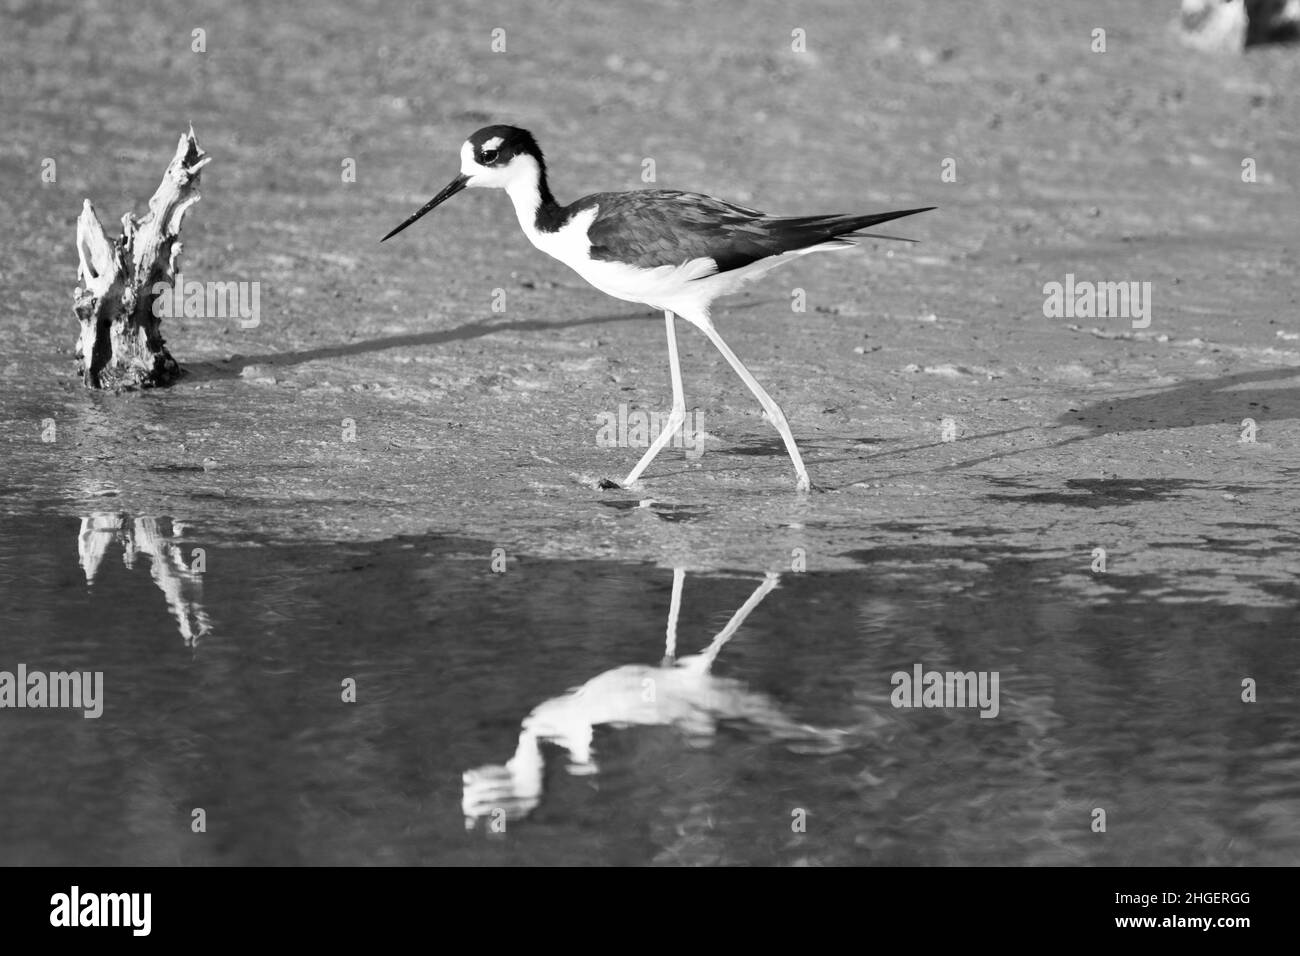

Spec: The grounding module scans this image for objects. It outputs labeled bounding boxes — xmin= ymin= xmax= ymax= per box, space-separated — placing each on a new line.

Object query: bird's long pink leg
xmin=695 ymin=318 xmax=811 ymax=492
xmin=616 ymin=310 xmax=687 ymax=488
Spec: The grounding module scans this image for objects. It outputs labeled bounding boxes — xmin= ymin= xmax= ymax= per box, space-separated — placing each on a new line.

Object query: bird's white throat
xmin=503 ymin=158 xmax=552 ymax=238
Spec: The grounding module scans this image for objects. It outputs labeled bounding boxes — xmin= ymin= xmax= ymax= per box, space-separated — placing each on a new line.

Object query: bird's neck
xmin=505 ymin=161 xmax=564 ymax=236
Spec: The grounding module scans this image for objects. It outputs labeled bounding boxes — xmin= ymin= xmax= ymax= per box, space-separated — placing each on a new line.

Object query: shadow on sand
xmin=185 ymin=295 xmax=788 ymax=382
xmin=186 ymin=311 xmax=652 ymax=381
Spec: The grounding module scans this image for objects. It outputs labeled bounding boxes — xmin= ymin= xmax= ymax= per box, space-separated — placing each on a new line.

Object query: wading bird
xmin=383 ymin=126 xmax=932 ymax=491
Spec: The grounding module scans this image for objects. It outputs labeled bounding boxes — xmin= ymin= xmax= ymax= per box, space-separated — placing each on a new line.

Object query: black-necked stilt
xmin=383 ymin=125 xmax=933 ymax=491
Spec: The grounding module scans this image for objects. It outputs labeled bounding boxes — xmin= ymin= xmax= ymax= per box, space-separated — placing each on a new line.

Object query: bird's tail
xmin=832 ymin=206 xmax=937 ymax=244
xmin=772 ymin=206 xmax=936 ymax=248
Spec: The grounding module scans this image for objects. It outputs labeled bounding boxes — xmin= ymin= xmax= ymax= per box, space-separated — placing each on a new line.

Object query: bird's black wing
xmin=581 ymin=190 xmax=933 ymax=275
xmin=581 ymin=191 xmax=770 ymax=272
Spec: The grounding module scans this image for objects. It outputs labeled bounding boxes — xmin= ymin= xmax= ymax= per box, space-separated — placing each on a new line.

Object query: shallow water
xmin=1 ymin=510 xmax=1296 ymax=866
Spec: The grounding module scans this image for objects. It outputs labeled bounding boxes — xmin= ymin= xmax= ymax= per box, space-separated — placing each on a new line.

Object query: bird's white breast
xmin=517 ymin=200 xmax=599 ymax=276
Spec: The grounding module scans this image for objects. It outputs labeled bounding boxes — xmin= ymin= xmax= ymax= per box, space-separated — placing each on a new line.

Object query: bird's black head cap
xmin=468 ymin=125 xmax=545 ymax=171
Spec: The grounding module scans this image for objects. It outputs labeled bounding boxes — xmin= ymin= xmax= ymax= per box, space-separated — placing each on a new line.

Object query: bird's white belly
xmin=568 ymin=255 xmax=719 ymax=309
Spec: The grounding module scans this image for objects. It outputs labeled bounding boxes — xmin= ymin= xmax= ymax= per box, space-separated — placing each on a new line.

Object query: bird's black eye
xmin=481 ymin=148 xmax=499 ymax=165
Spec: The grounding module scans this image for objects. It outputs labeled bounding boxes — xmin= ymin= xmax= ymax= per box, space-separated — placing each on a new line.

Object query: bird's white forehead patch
xmin=479 ymin=136 xmax=504 ymax=153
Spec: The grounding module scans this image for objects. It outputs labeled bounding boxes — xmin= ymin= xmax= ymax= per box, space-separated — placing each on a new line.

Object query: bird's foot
xmin=795 ymin=475 xmax=826 ymax=493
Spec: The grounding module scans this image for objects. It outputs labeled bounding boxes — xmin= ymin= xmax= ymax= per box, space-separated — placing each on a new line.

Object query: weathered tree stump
xmin=73 ymin=128 xmax=211 ymax=388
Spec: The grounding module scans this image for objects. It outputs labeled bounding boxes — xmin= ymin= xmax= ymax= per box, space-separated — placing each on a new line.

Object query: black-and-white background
xmin=1 ymin=0 xmax=1297 ymax=877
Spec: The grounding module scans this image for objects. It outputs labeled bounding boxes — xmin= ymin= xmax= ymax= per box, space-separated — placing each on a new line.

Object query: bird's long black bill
xmin=380 ymin=173 xmax=469 ymax=242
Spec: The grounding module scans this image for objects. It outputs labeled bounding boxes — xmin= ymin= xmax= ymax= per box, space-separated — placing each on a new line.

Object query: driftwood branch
xmin=73 ymin=128 xmax=211 ymax=388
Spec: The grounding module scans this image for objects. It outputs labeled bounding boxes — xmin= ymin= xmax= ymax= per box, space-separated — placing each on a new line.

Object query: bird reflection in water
xmin=463 ymin=569 xmax=849 ymax=827
xmin=77 ymin=514 xmax=212 ymax=646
